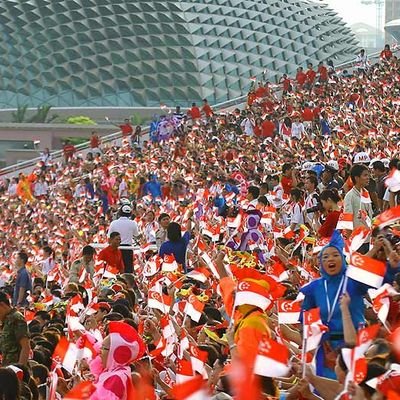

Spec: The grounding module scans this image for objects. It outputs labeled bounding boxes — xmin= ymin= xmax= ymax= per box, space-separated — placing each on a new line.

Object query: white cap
xmin=353 ymin=152 xmax=371 ymax=165
xmin=326 ymin=160 xmax=339 ymax=172
xmin=119 ymin=198 xmax=131 ymax=205
xmin=120 ymin=204 xmax=132 ymax=214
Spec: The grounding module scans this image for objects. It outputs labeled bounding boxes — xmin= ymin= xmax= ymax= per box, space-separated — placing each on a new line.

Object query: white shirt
xmin=291 ymin=122 xmax=305 ymax=139
xmin=7 ymin=183 xmax=17 ymax=196
xmin=118 ymin=181 xmax=128 ymax=198
xmin=42 ymin=257 xmax=55 ymax=275
xmin=34 ymin=181 xmax=48 ymax=197
xmin=290 ymin=202 xmax=304 ymax=230
xmin=241 ymin=118 xmax=254 ymax=136
xmin=304 ymin=191 xmax=319 ymax=225
xmin=108 ymin=217 xmax=139 ymax=245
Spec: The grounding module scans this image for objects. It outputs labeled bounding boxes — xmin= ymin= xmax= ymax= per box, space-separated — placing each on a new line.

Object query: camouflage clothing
xmin=0 ymin=308 xmax=29 ymax=366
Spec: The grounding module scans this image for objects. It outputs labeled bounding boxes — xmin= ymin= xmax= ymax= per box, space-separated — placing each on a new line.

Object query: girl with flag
xmin=300 ymin=230 xmax=396 ymax=379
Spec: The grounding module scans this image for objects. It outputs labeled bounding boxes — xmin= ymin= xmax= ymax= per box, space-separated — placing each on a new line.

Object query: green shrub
xmin=66 ymin=115 xmax=96 ymax=125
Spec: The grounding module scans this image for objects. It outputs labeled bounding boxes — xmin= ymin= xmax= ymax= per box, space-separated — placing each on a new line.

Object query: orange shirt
xmin=189 ymin=106 xmax=201 ymax=119
xmin=202 ymin=104 xmax=213 ymax=117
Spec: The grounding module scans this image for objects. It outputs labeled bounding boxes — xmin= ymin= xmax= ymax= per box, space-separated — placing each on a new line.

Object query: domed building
xmin=0 ymin=0 xmax=359 ymax=108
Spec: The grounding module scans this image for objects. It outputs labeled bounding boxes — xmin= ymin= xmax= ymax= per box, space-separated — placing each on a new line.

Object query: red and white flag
xmin=186 ymin=267 xmax=211 ymax=283
xmin=303 ymin=307 xmax=329 ymax=351
xmin=254 ymin=337 xmax=291 ymax=378
xmin=336 ymin=213 xmax=354 ymax=230
xmin=348 ymin=226 xmax=370 ymax=253
xmin=346 ymin=253 xmax=386 ymax=288
xmin=374 ymin=206 xmax=400 ymax=229
xmin=189 ymin=344 xmax=209 ymax=377
xmin=148 ymin=291 xmax=172 ymax=314
xmin=63 ymin=381 xmax=95 ymax=399
xmin=52 ymin=337 xmax=78 ymax=373
xmin=360 ymin=189 xmax=372 ymax=204
xmin=234 ymin=280 xmax=271 ymax=311
xmin=176 ymin=358 xmax=195 ymax=384
xmin=368 ymin=284 xmax=397 ymax=325
xmin=277 ymin=299 xmax=302 ymax=324
xmin=170 ymin=375 xmax=210 ymax=400
xmin=385 ymin=168 xmax=400 ymax=193
xmin=162 ymin=254 xmax=179 ymax=272
xmin=265 ymin=261 xmax=290 ymax=282
xmin=184 ymin=295 xmax=205 ymax=322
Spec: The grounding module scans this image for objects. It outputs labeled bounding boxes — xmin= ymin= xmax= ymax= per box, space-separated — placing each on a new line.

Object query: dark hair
xmin=18 ymin=251 xmax=28 ymax=265
xmin=306 ymin=175 xmax=318 ymax=189
xmin=389 ymin=158 xmax=400 ymax=170
xmin=282 ymin=163 xmax=292 ymax=174
xmin=158 ymin=213 xmax=170 ymax=222
xmin=35 ymin=310 xmax=50 ymax=323
xmin=290 ymin=188 xmax=303 ymax=202
xmin=0 ymin=291 xmax=10 ymax=306
xmin=82 ymin=245 xmax=95 ymax=256
xmin=109 ymin=232 xmax=121 ymax=240
xmin=0 ymin=367 xmax=20 ymax=400
xmin=320 ymin=188 xmax=341 ymax=203
xmin=42 ymin=246 xmax=53 ymax=256
xmin=247 ymin=186 xmax=260 ymax=200
xmin=372 ymin=160 xmax=385 ymax=172
xmin=350 ymin=164 xmax=368 ymax=184
xmin=167 ymin=222 xmax=182 ymax=242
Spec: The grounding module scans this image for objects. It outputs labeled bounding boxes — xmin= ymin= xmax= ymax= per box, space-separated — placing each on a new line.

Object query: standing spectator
xmin=303 ymin=175 xmax=319 ymax=227
xmin=305 ymin=62 xmax=317 ymax=89
xmin=372 ymin=160 xmax=388 ymax=213
xmin=261 ymin=115 xmax=276 ymax=138
xmin=149 ymin=115 xmax=159 ymax=143
xmin=12 ymin=251 xmax=32 ymax=308
xmin=143 ymin=174 xmax=162 ymax=200
xmin=69 ymin=245 xmax=96 ymax=284
xmin=90 ymin=131 xmax=101 ymax=155
xmin=279 ymin=73 xmax=292 ymax=94
xmin=107 ymin=205 xmax=140 ymax=273
xmin=317 ymin=189 xmax=342 ymax=238
xmin=119 ymin=118 xmax=133 ymax=137
xmin=355 ymin=49 xmax=369 ymax=74
xmin=202 ymin=99 xmax=213 ymax=118
xmin=33 ymin=176 xmax=48 ymax=199
xmin=240 ymin=111 xmax=255 ymax=136
xmin=155 ymin=213 xmax=171 ymax=251
xmin=39 ymin=147 xmax=52 ymax=169
xmin=0 ymin=291 xmax=30 ymax=366
xmin=317 ymin=61 xmax=328 ymax=84
xmin=63 ymin=140 xmax=76 ymax=164
xmin=188 ymin=103 xmax=201 ymax=120
xmin=291 ymin=114 xmax=305 ymax=140
xmin=281 ymin=163 xmax=298 ymax=195
xmin=159 ymin=220 xmax=192 ymax=273
xmin=288 ymin=188 xmax=304 ymax=232
xmin=380 ymin=44 xmax=393 ymax=61
xmin=98 ymin=232 xmax=125 ymax=273
xmin=279 ymin=116 xmax=292 ymax=141
xmin=343 ymin=164 xmax=373 ymax=253
xmin=296 ymin=66 xmax=307 ymax=89
xmin=131 ymin=125 xmax=142 ymax=147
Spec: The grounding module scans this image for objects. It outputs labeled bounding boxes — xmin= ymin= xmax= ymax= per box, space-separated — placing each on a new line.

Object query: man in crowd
xmin=98 ymin=232 xmax=125 ymax=273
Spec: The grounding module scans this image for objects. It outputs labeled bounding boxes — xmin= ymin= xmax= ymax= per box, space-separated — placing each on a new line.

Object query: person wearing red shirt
xmin=317 ymin=189 xmax=341 ymax=238
xmin=188 ymin=103 xmax=201 ymax=120
xmin=253 ymin=118 xmax=263 ymax=137
xmin=279 ymin=74 xmax=292 ymax=94
xmin=302 ymin=105 xmax=314 ymax=122
xmin=261 ymin=116 xmax=276 ymax=138
xmin=380 ymin=44 xmax=393 ymax=61
xmin=281 ymin=163 xmax=298 ymax=195
xmin=119 ymin=118 xmax=133 ymax=136
xmin=63 ymin=140 xmax=76 ymax=164
xmin=255 ymin=82 xmax=269 ymax=98
xmin=317 ymin=61 xmax=328 ymax=83
xmin=202 ymin=99 xmax=213 ymax=118
xmin=98 ymin=232 xmax=125 ymax=273
xmin=305 ymin=63 xmax=316 ymax=89
xmin=296 ymin=66 xmax=307 ymax=88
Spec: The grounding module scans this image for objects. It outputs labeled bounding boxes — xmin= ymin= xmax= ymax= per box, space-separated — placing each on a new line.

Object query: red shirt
xmin=282 ymin=78 xmax=291 ymax=91
xmin=119 ymin=123 xmax=133 ymax=136
xmin=318 ymin=210 xmax=341 ymax=238
xmin=202 ymin=104 xmax=213 ymax=117
xmin=261 ymin=120 xmax=275 ymax=137
xmin=189 ymin=106 xmax=201 ymax=119
xmin=281 ymin=175 xmax=293 ymax=195
xmin=380 ymin=49 xmax=393 ymax=60
xmin=255 ymin=86 xmax=268 ymax=98
xmin=90 ymin=135 xmax=100 ymax=148
xmin=306 ymin=69 xmax=316 ymax=84
xmin=254 ymin=125 xmax=262 ymax=137
xmin=318 ymin=65 xmax=328 ymax=81
xmin=63 ymin=144 xmax=76 ymax=155
xmin=296 ymin=71 xmax=307 ymax=85
xmin=302 ymin=108 xmax=313 ymax=122
xmin=98 ymin=245 xmax=125 ymax=273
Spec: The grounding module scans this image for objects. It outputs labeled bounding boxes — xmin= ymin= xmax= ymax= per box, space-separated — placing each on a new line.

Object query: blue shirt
xmin=159 ymin=232 xmax=191 ymax=272
xmin=143 ymin=180 xmax=162 ymax=198
xmin=13 ymin=267 xmax=32 ymax=306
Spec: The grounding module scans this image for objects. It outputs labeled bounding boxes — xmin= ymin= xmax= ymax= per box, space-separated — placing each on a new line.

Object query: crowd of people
xmin=0 ymin=45 xmax=399 ymax=399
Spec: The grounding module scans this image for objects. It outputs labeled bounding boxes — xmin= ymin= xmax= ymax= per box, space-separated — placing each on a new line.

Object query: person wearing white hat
xmin=107 ymin=204 xmax=140 ymax=273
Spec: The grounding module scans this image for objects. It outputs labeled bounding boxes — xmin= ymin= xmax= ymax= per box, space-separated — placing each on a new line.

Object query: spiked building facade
xmin=0 ymin=0 xmax=359 ymax=108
